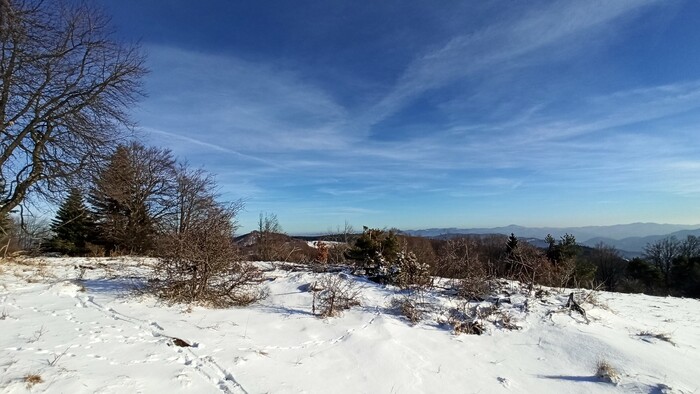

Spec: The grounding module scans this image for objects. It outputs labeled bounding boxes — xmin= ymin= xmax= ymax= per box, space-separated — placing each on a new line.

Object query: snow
xmin=1 ymin=257 xmax=699 ymax=393
xmin=306 ymin=240 xmax=342 ymax=248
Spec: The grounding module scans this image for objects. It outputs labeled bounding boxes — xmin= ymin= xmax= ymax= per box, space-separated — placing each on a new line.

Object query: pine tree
xmin=89 ymin=143 xmax=175 ymax=255
xmin=506 ymin=233 xmax=519 ymax=259
xmin=44 ymin=188 xmax=94 ymax=255
xmin=348 ymin=227 xmax=400 ymax=282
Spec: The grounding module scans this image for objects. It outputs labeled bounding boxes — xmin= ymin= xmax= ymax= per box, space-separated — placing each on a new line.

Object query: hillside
xmin=405 ymin=223 xmax=700 ymax=241
xmin=1 ymin=258 xmax=698 ymax=393
xmin=405 ymin=223 xmax=700 ymax=255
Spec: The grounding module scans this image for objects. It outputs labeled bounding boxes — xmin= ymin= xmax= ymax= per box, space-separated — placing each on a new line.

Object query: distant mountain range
xmin=403 ymin=223 xmax=700 ymax=256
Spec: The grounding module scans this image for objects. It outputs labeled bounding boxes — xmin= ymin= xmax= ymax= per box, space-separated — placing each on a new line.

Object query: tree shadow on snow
xmin=539 ymin=375 xmax=602 ymax=383
xmin=78 ymin=278 xmax=145 ymax=295
xmin=258 ymin=304 xmax=314 ymax=317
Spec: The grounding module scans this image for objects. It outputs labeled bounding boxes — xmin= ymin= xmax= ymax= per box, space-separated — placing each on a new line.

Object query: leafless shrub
xmin=327 ymin=243 xmax=349 ymax=265
xmin=437 ymin=238 xmax=491 ymax=297
xmin=596 ymin=359 xmax=620 ymax=384
xmin=457 ymin=277 xmax=491 ymax=300
xmin=1 ymin=308 xmax=9 ymax=320
xmin=312 ymin=275 xmax=361 ymax=317
xmin=152 ymin=168 xmax=266 ymax=307
xmin=3 ymin=214 xmax=50 ymax=256
xmin=24 ymin=374 xmax=43 ymax=389
xmin=28 ymin=325 xmax=46 ymax=343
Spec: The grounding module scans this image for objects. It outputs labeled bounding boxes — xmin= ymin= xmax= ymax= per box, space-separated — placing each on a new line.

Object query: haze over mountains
xmin=404 ymin=223 xmax=700 ymax=256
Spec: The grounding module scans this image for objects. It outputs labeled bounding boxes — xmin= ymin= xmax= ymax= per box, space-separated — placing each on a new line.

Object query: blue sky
xmin=97 ymin=0 xmax=700 ymax=234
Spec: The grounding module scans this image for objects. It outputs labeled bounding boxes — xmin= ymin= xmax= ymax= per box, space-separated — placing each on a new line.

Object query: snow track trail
xmin=75 ymin=292 xmax=248 ymax=394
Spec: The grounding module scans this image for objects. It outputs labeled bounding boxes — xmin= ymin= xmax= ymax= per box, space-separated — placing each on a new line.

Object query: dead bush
xmin=390 ymin=295 xmax=424 ymax=325
xmin=312 ymin=275 xmax=361 ymax=317
xmin=436 ymin=238 xmax=491 ymax=291
xmin=316 ymin=242 xmax=329 ymax=264
xmin=457 ymin=277 xmax=492 ymax=300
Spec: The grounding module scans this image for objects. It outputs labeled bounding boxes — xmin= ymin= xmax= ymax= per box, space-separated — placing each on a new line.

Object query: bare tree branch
xmin=0 ymin=0 xmax=147 ymax=216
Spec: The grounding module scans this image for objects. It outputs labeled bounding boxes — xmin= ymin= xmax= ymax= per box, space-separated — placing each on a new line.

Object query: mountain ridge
xmin=403 ymin=223 xmax=700 ymax=254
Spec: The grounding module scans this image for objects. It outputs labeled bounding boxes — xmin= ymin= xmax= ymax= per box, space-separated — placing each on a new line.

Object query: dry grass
xmin=596 ymin=359 xmax=620 ymax=384
xmin=24 ymin=374 xmax=43 ymax=388
xmin=638 ymin=331 xmax=675 ymax=345
xmin=581 ymin=289 xmax=611 ymax=311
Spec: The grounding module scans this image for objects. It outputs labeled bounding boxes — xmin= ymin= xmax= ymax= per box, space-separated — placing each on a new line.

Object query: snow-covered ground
xmin=1 ymin=257 xmax=698 ymax=393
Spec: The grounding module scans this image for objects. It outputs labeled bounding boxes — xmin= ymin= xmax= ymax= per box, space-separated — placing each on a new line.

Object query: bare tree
xmin=255 ymin=212 xmax=284 ymax=261
xmin=0 ymin=0 xmax=147 ymax=217
xmin=679 ymin=235 xmax=700 ymax=260
xmin=12 ymin=212 xmax=49 ymax=253
xmin=160 ymin=164 xmax=216 ymax=235
xmin=590 ymin=242 xmax=625 ymax=291
xmin=644 ymin=237 xmax=680 ymax=289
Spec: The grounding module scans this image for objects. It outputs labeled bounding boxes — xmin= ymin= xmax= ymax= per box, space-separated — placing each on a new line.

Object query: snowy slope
xmin=1 ymin=257 xmax=698 ymax=393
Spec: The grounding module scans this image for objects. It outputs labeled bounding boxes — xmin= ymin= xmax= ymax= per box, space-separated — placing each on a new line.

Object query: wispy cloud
xmin=361 ymin=0 xmax=662 ymax=128
xmin=139 ymin=45 xmax=352 ymax=154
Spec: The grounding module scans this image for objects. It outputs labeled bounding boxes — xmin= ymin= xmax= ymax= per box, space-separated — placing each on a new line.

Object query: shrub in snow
xmin=395 ymin=251 xmax=432 ymax=289
xmin=390 ymin=295 xmax=424 ymax=325
xmin=445 ymin=306 xmax=485 ymax=335
xmin=312 ymin=275 xmax=361 ymax=317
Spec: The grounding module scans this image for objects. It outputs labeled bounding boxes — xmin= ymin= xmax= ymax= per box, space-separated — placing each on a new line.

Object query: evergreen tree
xmin=89 ymin=143 xmax=176 ymax=255
xmin=506 ymin=233 xmax=519 ymax=259
xmin=545 ymin=233 xmax=578 ymax=265
xmin=44 ymin=188 xmax=94 ymax=255
xmin=348 ymin=227 xmax=400 ymax=282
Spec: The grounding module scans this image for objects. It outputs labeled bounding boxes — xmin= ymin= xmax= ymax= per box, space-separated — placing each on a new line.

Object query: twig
xmin=29 ymin=325 xmax=46 ymax=343
xmin=48 ymin=346 xmax=72 ymax=367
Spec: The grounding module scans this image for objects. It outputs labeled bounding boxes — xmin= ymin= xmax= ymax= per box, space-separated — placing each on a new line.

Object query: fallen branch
xmin=566 ymin=292 xmax=587 ymax=319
